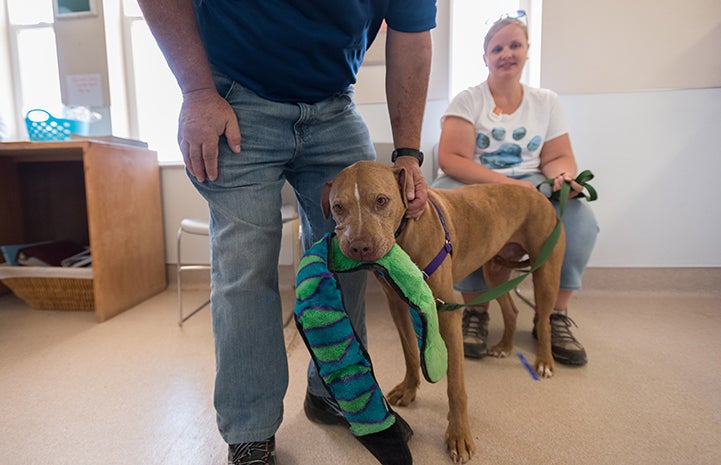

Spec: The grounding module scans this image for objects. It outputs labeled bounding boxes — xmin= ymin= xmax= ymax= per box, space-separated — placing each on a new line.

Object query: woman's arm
xmin=539 ymin=133 xmax=584 ymax=196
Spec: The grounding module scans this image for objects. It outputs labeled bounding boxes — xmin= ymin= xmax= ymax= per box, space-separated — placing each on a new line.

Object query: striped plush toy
xmin=294 ymin=233 xmax=447 ymax=437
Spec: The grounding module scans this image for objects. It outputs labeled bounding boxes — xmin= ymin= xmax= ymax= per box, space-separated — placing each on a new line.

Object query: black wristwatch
xmin=391 ymin=148 xmax=424 ymax=167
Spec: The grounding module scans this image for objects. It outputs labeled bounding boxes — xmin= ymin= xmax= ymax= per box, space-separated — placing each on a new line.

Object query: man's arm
xmin=137 ymin=0 xmax=240 ymax=182
xmin=385 ymin=28 xmax=432 ymax=219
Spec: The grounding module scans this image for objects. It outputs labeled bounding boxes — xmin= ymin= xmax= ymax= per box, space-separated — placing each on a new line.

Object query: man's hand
xmin=394 ymin=156 xmax=428 ymax=220
xmin=178 ymin=88 xmax=241 ymax=182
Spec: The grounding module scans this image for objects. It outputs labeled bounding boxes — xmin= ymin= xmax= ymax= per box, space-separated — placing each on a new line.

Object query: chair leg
xmin=177 ymin=226 xmax=184 ymax=326
xmin=513 ymin=268 xmax=536 ymax=309
xmin=179 ymin=297 xmax=211 ymax=326
xmin=177 ymin=224 xmax=210 ymax=326
xmin=514 ymin=285 xmax=536 ymax=309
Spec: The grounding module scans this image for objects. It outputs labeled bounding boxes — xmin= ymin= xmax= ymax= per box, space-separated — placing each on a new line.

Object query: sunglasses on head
xmin=485 ymin=9 xmax=527 ymax=25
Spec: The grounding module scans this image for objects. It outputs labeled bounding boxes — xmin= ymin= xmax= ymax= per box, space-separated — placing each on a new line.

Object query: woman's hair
xmin=483 ymin=18 xmax=528 ymax=53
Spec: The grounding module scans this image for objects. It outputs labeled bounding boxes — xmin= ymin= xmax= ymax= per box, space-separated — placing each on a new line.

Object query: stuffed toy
xmin=294 ymin=233 xmax=447 ymax=437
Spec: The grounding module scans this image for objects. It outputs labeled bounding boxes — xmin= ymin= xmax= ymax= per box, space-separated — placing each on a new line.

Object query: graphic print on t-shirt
xmin=476 ymin=126 xmax=542 ymax=169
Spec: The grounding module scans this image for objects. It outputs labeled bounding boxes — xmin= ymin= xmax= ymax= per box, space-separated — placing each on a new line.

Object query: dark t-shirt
xmin=194 ymin=0 xmax=437 ymax=103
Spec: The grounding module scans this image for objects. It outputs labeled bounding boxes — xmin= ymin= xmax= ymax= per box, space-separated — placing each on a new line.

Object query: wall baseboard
xmin=577 ymin=267 xmax=721 ymax=295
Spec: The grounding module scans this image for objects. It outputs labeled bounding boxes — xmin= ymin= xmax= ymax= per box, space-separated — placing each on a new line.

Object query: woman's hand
xmin=551 ymin=173 xmax=583 ymax=198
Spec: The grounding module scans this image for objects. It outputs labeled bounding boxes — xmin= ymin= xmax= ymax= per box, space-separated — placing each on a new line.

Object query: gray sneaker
xmin=533 ymin=312 xmax=587 ymax=366
xmin=462 ymin=308 xmax=489 ymax=359
xmin=228 ymin=436 xmax=276 ymax=465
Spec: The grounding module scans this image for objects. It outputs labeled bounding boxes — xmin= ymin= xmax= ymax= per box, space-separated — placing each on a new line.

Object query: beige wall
xmin=541 ymin=0 xmax=721 ymax=93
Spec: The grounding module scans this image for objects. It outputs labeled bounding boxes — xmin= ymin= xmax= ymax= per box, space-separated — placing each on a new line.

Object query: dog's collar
xmin=393 ymin=217 xmax=408 ymax=239
xmin=421 ymin=200 xmax=453 ymax=280
xmin=394 ymin=200 xmax=453 ymax=280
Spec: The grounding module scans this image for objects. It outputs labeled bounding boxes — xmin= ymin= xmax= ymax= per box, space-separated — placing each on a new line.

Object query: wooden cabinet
xmin=0 ymin=141 xmax=166 ymax=321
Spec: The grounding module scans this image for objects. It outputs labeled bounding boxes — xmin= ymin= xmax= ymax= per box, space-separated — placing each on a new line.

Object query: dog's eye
xmin=332 ymin=203 xmax=344 ymax=215
xmin=376 ymin=196 xmax=388 ymax=208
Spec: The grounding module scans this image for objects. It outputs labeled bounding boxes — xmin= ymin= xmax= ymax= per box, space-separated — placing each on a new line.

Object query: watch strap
xmin=391 ymin=148 xmax=424 ymax=167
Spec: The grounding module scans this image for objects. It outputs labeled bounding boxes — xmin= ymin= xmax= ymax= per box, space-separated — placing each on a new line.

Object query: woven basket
xmin=2 ymin=277 xmax=94 ymax=311
xmin=0 ymin=265 xmax=94 ymax=311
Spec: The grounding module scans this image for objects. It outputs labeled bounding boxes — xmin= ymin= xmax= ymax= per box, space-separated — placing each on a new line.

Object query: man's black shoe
xmin=355 ymin=413 xmax=413 ymax=465
xmin=303 ymin=391 xmax=349 ymax=426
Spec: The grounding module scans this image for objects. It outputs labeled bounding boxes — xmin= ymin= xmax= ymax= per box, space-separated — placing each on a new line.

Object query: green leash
xmin=435 ymin=170 xmax=597 ymax=312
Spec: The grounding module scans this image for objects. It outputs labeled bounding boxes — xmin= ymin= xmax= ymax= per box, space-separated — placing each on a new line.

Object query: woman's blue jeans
xmin=190 ymin=73 xmax=374 ymax=445
xmin=431 ymin=173 xmax=599 ymax=293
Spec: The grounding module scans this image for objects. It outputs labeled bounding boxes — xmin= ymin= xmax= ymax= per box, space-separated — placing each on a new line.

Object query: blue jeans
xmin=190 ymin=71 xmax=373 ymax=445
xmin=431 ymin=173 xmax=599 ymax=293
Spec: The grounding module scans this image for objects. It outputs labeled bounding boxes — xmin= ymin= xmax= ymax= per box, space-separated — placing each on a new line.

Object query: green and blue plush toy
xmin=294 ymin=233 xmax=447 ymax=437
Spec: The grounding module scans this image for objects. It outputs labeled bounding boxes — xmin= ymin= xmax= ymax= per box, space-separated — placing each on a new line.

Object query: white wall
xmin=537 ymin=0 xmax=721 ymax=267
xmin=562 ymin=88 xmax=721 ymax=267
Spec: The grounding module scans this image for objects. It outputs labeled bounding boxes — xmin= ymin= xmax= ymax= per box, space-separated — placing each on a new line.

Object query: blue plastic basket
xmin=25 ymin=109 xmax=89 ymax=142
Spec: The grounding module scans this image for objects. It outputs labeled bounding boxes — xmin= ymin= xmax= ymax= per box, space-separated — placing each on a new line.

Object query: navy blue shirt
xmin=194 ymin=0 xmax=437 ymax=103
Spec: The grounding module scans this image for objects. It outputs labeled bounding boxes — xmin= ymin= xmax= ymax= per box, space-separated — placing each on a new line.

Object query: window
xmin=122 ymin=0 xmax=182 ymax=163
xmin=3 ymin=0 xmax=181 ymax=162
xmin=6 ymin=0 xmax=63 ymax=126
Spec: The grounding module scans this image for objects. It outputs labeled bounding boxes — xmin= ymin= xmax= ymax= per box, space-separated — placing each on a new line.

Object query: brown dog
xmin=321 ymin=161 xmax=565 ymax=463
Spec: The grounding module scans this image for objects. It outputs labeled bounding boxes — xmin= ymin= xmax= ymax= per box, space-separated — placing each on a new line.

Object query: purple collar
xmin=421 ymin=200 xmax=452 ymax=280
xmin=393 ymin=199 xmax=453 ymax=280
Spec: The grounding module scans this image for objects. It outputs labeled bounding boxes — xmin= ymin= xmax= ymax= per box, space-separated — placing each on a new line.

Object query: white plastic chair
xmin=176 ymin=205 xmax=299 ymax=326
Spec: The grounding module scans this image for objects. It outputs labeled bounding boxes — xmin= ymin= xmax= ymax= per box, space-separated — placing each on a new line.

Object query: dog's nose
xmin=350 ymin=242 xmax=370 ymax=257
xmin=348 ymin=238 xmax=376 ymax=261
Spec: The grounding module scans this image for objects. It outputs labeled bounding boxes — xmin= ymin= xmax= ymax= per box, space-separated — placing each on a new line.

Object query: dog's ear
xmin=393 ymin=167 xmax=409 ymax=209
xmin=321 ymin=181 xmax=333 ymax=219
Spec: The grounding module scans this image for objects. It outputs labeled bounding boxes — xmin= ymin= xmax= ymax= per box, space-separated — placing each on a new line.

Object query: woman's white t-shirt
xmin=442 ymin=81 xmax=569 ymax=176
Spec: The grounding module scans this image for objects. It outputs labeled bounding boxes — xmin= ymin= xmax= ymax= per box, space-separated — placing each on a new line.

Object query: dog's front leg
xmin=439 ymin=309 xmax=475 ymax=463
xmin=379 ymin=277 xmax=421 ymax=406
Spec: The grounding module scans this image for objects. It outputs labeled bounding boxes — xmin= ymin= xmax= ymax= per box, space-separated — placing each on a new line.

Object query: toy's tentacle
xmin=294 ymin=234 xmax=448 ymax=436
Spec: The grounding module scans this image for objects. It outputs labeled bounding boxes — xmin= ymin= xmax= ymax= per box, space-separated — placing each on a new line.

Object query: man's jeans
xmin=191 ymin=72 xmax=373 ymax=445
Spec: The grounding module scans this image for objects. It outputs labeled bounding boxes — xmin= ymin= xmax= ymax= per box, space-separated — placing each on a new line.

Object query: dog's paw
xmin=535 ymin=360 xmax=554 ymax=378
xmin=387 ymin=381 xmax=417 ymax=406
xmin=487 ymin=348 xmax=510 ymax=358
xmin=488 ymin=342 xmax=512 ymax=358
xmin=445 ymin=426 xmax=475 ymax=464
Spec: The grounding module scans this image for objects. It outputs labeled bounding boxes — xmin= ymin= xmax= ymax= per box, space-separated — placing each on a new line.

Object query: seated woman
xmin=431 ymin=16 xmax=599 ymax=366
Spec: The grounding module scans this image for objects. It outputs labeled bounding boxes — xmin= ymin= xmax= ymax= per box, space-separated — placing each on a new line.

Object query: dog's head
xmin=321 ymin=161 xmax=408 ymax=262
